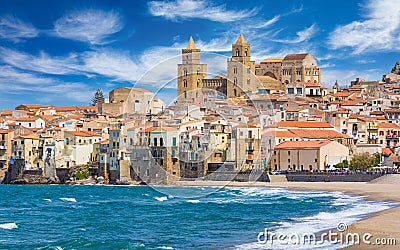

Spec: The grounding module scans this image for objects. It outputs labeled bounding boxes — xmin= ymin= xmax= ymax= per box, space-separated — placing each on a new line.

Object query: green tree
xmin=91 ymin=89 xmax=104 ymax=106
xmin=349 ymin=153 xmax=375 ymax=170
xmin=335 ymin=159 xmax=349 ymax=169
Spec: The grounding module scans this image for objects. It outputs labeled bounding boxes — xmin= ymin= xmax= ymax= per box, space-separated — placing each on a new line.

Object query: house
xmin=0 ymin=129 xmax=14 ymax=175
xmin=15 ymin=117 xmax=45 ymax=129
xmin=63 ymin=131 xmax=102 ymax=167
xmin=12 ymin=134 xmax=43 ymax=170
xmin=272 ymin=140 xmax=350 ymax=171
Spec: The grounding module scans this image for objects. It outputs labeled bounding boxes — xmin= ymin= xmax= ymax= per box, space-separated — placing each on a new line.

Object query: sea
xmin=0 ymin=185 xmax=397 ymax=250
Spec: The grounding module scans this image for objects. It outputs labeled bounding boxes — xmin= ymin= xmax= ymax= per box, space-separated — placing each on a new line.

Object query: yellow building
xmin=12 ymin=134 xmax=43 ymax=170
xmin=177 ymin=36 xmax=207 ymax=102
xmin=0 ymin=129 xmax=15 ymax=176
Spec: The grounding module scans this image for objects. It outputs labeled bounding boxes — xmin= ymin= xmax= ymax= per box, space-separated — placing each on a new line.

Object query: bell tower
xmin=227 ymin=34 xmax=256 ymax=98
xmin=177 ymin=36 xmax=207 ymax=102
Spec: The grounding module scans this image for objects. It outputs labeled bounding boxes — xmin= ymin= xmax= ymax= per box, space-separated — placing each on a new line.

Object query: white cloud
xmin=148 ymin=0 xmax=258 ymax=22
xmin=328 ymin=0 xmax=400 ymax=54
xmin=0 ymin=47 xmax=81 ymax=75
xmin=251 ymin=15 xmax=280 ymax=29
xmin=83 ymin=49 xmax=140 ymax=82
xmin=273 ymin=24 xmax=317 ymax=44
xmin=0 ymin=66 xmax=93 ymax=102
xmin=54 ymin=9 xmax=122 ymax=45
xmin=0 ymin=15 xmax=38 ymax=42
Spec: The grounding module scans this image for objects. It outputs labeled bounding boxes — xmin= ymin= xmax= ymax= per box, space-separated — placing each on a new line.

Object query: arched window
xmin=233 ymin=67 xmax=237 ymax=74
xmin=235 ymin=49 xmax=239 ymax=57
xmin=234 ymin=77 xmax=237 ymax=85
xmin=197 ymin=79 xmax=200 ymax=87
xmin=183 ymin=68 xmax=187 ymax=76
xmin=244 ymin=50 xmax=248 ymax=56
xmin=184 ymin=91 xmax=187 ymax=98
xmin=234 ymin=89 xmax=237 ymax=96
xmin=183 ymin=80 xmax=187 ymax=88
xmin=197 ymin=68 xmax=200 ymax=75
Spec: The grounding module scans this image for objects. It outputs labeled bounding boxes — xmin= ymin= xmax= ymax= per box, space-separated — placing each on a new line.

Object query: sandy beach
xmin=174 ymin=179 xmax=400 ymax=249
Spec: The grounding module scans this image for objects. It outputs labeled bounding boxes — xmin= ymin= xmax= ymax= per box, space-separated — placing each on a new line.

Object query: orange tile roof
xmin=66 ymin=131 xmax=101 ymax=137
xmin=94 ymin=140 xmax=109 ymax=145
xmin=0 ymin=129 xmax=14 ymax=134
xmin=138 ymin=127 xmax=155 ymax=133
xmin=378 ymin=123 xmax=400 ymax=129
xmin=332 ymin=92 xmax=353 ymax=97
xmin=0 ymin=110 xmax=12 ymax=116
xmin=275 ymin=140 xmax=333 ymax=149
xmin=270 ymin=121 xmax=333 ymax=128
xmin=264 ymin=130 xmax=298 ymax=138
xmin=382 ymin=148 xmax=393 ymax=155
xmin=15 ymin=117 xmax=41 ymax=122
xmin=289 ymin=129 xmax=352 ymax=139
xmin=55 ymin=106 xmax=76 ymax=112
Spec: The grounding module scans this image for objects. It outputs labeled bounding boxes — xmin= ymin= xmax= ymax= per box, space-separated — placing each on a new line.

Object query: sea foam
xmin=186 ymin=199 xmax=200 ymax=203
xmin=155 ymin=196 xmax=168 ymax=202
xmin=0 ymin=223 xmax=18 ymax=230
xmin=234 ymin=191 xmax=396 ymax=250
xmin=59 ymin=198 xmax=77 ymax=202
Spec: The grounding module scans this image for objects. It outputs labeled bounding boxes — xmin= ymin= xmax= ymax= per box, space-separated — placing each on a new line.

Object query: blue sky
xmin=0 ymin=0 xmax=400 ymax=109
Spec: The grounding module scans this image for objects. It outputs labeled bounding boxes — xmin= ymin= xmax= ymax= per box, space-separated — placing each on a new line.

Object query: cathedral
xmin=177 ymin=34 xmax=321 ymax=102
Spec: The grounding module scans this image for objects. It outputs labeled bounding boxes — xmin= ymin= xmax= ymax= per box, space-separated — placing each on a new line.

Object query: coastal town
xmin=1 ymin=34 xmax=400 ymax=184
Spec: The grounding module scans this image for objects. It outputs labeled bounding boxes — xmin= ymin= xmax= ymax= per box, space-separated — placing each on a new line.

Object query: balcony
xmin=387 ymin=134 xmax=398 ymax=139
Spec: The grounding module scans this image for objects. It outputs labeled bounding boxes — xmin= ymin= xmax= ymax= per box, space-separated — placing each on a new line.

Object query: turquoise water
xmin=0 ymin=185 xmax=395 ymax=249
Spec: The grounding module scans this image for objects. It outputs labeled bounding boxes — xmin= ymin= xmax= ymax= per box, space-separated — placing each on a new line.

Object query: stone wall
xmin=286 ymin=173 xmax=384 ymax=182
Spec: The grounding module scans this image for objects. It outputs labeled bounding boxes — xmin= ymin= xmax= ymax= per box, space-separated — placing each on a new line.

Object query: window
xmin=160 ymin=138 xmax=164 ymax=147
xmin=233 ymin=67 xmax=237 ymax=74
xmin=288 ymin=159 xmax=290 ymax=163
xmin=153 ymin=138 xmax=157 ymax=147
xmin=183 ymin=80 xmax=188 ymax=88
xmin=235 ymin=49 xmax=239 ymax=56
xmin=244 ymin=50 xmax=248 ymax=56
xmin=234 ymin=78 xmax=237 ymax=85
xmin=28 ymin=123 xmax=31 ymax=127
xmin=197 ymin=69 xmax=200 ymax=75
xmin=315 ymin=159 xmax=318 ymax=163
xmin=288 ymin=88 xmax=294 ymax=94
xmin=183 ymin=68 xmax=187 ymax=76
xmin=297 ymin=88 xmax=303 ymax=95
xmin=247 ymin=79 xmax=250 ymax=84
xmin=288 ymin=151 xmax=290 ymax=156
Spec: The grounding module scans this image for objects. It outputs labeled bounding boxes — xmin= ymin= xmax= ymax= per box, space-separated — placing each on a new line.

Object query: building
xmin=177 ymin=36 xmax=207 ymax=102
xmin=256 ymin=54 xmax=321 ymax=85
xmin=12 ymin=134 xmax=43 ymax=170
xmin=99 ymin=87 xmax=165 ymax=116
xmin=15 ymin=117 xmax=45 ymax=129
xmin=272 ymin=140 xmax=350 ymax=171
xmin=0 ymin=129 xmax=14 ymax=175
xmin=63 ymin=131 xmax=102 ymax=167
xmin=226 ymin=34 xmax=258 ymax=98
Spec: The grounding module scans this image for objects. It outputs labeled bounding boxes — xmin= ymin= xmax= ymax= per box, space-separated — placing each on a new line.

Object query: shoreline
xmin=173 ymin=181 xmax=400 ymax=249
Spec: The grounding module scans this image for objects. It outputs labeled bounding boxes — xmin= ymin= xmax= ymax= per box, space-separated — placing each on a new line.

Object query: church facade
xmin=177 ymin=34 xmax=321 ymax=102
